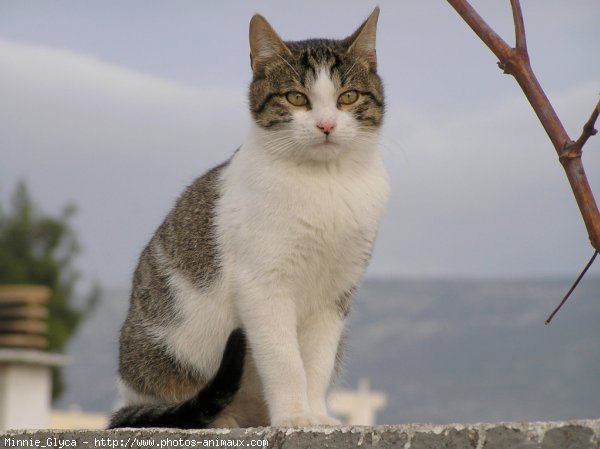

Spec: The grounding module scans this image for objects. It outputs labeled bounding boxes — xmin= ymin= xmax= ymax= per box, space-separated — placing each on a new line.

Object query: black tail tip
xmin=108 ymin=328 xmax=247 ymax=430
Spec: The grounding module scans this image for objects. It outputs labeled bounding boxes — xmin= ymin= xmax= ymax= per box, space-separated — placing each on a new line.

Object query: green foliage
xmin=0 ymin=180 xmax=99 ymax=400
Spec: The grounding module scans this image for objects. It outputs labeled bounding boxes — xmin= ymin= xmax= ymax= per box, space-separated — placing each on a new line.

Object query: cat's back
xmin=124 ymin=160 xmax=231 ymax=332
xmin=145 ymin=161 xmax=229 ymax=291
xmin=120 ymin=160 xmax=236 ymax=402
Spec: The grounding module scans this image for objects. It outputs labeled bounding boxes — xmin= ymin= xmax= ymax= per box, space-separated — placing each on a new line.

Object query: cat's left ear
xmin=345 ymin=7 xmax=380 ymax=71
xmin=249 ymin=14 xmax=292 ymax=74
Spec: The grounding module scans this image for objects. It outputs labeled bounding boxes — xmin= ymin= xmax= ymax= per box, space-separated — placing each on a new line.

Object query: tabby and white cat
xmin=111 ymin=7 xmax=389 ymax=428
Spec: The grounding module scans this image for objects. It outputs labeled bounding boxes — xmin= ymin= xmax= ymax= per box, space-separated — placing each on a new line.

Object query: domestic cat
xmin=112 ymin=7 xmax=389 ymax=428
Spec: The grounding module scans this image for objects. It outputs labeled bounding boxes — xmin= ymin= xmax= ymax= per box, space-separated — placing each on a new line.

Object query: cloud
xmin=0 ymin=39 xmax=247 ymax=159
xmin=0 ymin=38 xmax=598 ymax=285
xmin=371 ymin=80 xmax=600 ymax=278
xmin=0 ymin=39 xmax=248 ymax=285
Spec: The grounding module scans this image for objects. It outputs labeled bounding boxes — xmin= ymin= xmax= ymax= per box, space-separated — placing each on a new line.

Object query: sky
xmin=1 ymin=1 xmax=599 ymax=288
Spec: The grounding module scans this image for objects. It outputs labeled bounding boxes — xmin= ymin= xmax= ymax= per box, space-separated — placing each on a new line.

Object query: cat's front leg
xmin=298 ymin=307 xmax=345 ymax=425
xmin=236 ymin=283 xmax=321 ymax=427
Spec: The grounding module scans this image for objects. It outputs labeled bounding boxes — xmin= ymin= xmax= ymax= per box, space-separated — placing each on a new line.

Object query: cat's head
xmin=248 ymin=8 xmax=383 ymax=162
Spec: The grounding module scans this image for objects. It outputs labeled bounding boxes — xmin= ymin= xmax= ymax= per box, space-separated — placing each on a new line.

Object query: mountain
xmin=57 ymin=277 xmax=600 ymax=424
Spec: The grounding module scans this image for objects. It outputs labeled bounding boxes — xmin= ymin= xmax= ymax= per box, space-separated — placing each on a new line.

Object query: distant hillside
xmin=343 ymin=277 xmax=600 ymax=423
xmin=57 ymin=277 xmax=600 ymax=424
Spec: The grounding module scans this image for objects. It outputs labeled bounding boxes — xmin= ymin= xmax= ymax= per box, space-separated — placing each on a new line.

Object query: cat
xmin=112 ymin=6 xmax=389 ymax=428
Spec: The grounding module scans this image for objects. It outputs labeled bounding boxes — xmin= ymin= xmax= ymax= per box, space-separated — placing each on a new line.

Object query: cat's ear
xmin=249 ymin=14 xmax=292 ymax=74
xmin=345 ymin=7 xmax=380 ymax=70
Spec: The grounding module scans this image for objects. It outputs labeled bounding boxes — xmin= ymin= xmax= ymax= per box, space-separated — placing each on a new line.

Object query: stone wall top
xmin=2 ymin=419 xmax=600 ymax=449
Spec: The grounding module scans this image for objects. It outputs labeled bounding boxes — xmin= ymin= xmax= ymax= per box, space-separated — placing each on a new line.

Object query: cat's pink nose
xmin=316 ymin=120 xmax=336 ymax=135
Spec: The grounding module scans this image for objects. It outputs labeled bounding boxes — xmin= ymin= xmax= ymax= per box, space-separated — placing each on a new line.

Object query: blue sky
xmin=1 ymin=1 xmax=599 ymax=287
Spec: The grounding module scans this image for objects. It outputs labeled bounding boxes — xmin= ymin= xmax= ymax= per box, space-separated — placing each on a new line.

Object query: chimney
xmin=0 ymin=285 xmax=66 ymax=430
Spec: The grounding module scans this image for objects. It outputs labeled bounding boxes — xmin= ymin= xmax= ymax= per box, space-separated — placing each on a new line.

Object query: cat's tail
xmin=108 ymin=328 xmax=246 ymax=429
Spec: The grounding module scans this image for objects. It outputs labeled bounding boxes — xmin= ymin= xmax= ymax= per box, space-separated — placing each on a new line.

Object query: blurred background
xmin=0 ymin=0 xmax=599 ymax=428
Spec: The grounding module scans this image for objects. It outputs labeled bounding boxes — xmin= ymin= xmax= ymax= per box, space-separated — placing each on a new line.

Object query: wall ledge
xmin=3 ymin=419 xmax=600 ymax=448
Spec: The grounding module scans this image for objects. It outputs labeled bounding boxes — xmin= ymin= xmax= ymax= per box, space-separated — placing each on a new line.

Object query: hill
xmin=57 ymin=277 xmax=600 ymax=424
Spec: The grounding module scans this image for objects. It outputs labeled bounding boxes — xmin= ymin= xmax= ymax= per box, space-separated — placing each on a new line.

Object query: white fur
xmin=128 ymin=241 xmax=236 ymax=380
xmin=117 ymin=377 xmax=162 ymax=407
xmin=132 ymin=69 xmax=389 ymax=426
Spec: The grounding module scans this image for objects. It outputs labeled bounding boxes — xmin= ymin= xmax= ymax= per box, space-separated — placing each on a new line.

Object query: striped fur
xmin=109 ymin=329 xmax=246 ymax=429
xmin=249 ymin=29 xmax=384 ymax=131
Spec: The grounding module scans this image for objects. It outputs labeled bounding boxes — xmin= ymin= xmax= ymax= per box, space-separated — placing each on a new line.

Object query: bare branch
xmin=574 ymin=99 xmax=600 ymax=151
xmin=447 ymin=0 xmax=600 ymax=252
xmin=446 ymin=0 xmax=512 ymax=62
xmin=510 ymin=0 xmax=527 ymax=52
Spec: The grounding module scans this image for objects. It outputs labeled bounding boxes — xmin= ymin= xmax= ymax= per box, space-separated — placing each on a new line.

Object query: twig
xmin=545 ymin=251 xmax=598 ymax=325
xmin=510 ymin=0 xmax=527 ymax=52
xmin=574 ymin=99 xmax=600 ymax=151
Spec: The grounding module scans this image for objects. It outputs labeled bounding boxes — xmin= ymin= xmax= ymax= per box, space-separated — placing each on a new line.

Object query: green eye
xmin=338 ymin=90 xmax=359 ymax=105
xmin=286 ymin=91 xmax=308 ymax=107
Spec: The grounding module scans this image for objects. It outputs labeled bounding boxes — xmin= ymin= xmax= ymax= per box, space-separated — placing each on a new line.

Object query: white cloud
xmin=0 ymin=38 xmax=598 ymax=285
xmin=0 ymin=39 xmax=247 ymax=159
xmin=0 ymin=39 xmax=236 ymax=102
xmin=0 ymin=39 xmax=248 ymax=285
xmin=371 ymin=80 xmax=600 ymax=278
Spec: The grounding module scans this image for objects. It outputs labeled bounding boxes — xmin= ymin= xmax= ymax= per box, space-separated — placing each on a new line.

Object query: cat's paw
xmin=212 ymin=414 xmax=240 ymax=428
xmin=272 ymin=412 xmax=340 ymax=427
xmin=272 ymin=414 xmax=316 ymax=427
xmin=313 ymin=414 xmax=341 ymax=426
xmin=272 ymin=412 xmax=321 ymax=427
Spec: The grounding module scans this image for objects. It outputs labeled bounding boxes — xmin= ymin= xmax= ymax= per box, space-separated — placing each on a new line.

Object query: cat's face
xmin=248 ymin=8 xmax=384 ymax=162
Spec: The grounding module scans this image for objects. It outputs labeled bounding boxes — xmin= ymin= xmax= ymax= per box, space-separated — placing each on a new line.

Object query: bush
xmin=0 ymin=180 xmax=99 ymax=400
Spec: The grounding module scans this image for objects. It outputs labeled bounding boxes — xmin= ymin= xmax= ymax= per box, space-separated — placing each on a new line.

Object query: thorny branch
xmin=446 ymin=0 xmax=600 ymax=321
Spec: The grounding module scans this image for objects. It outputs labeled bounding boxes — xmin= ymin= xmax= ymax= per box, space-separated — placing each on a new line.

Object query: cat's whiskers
xmin=262 ymin=137 xmax=301 ymax=157
xmin=261 ymin=132 xmax=297 ymax=146
xmin=353 ymin=129 xmax=402 ymax=157
xmin=263 ymin=138 xmax=297 ymax=150
xmin=261 ymin=134 xmax=296 ymax=147
xmin=257 ymin=131 xmax=298 ymax=150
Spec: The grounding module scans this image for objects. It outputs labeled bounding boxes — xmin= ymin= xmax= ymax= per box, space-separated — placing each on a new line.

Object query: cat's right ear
xmin=249 ymin=14 xmax=292 ymax=74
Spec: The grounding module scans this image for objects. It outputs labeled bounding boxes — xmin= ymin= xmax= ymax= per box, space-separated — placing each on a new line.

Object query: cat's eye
xmin=286 ymin=91 xmax=309 ymax=107
xmin=338 ymin=90 xmax=359 ymax=105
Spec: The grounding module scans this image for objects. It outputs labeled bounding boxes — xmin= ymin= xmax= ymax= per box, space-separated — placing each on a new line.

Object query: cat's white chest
xmin=218 ymin=141 xmax=389 ymax=313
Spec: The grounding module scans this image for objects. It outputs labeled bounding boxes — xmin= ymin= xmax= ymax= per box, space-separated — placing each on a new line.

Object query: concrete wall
xmin=2 ymin=419 xmax=599 ymax=448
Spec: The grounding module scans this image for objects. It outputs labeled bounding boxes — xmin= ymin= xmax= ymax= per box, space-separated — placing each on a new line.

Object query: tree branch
xmin=510 ymin=0 xmax=527 ymax=52
xmin=447 ymin=0 xmax=600 ymax=252
xmin=445 ymin=0 xmax=512 ymax=62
